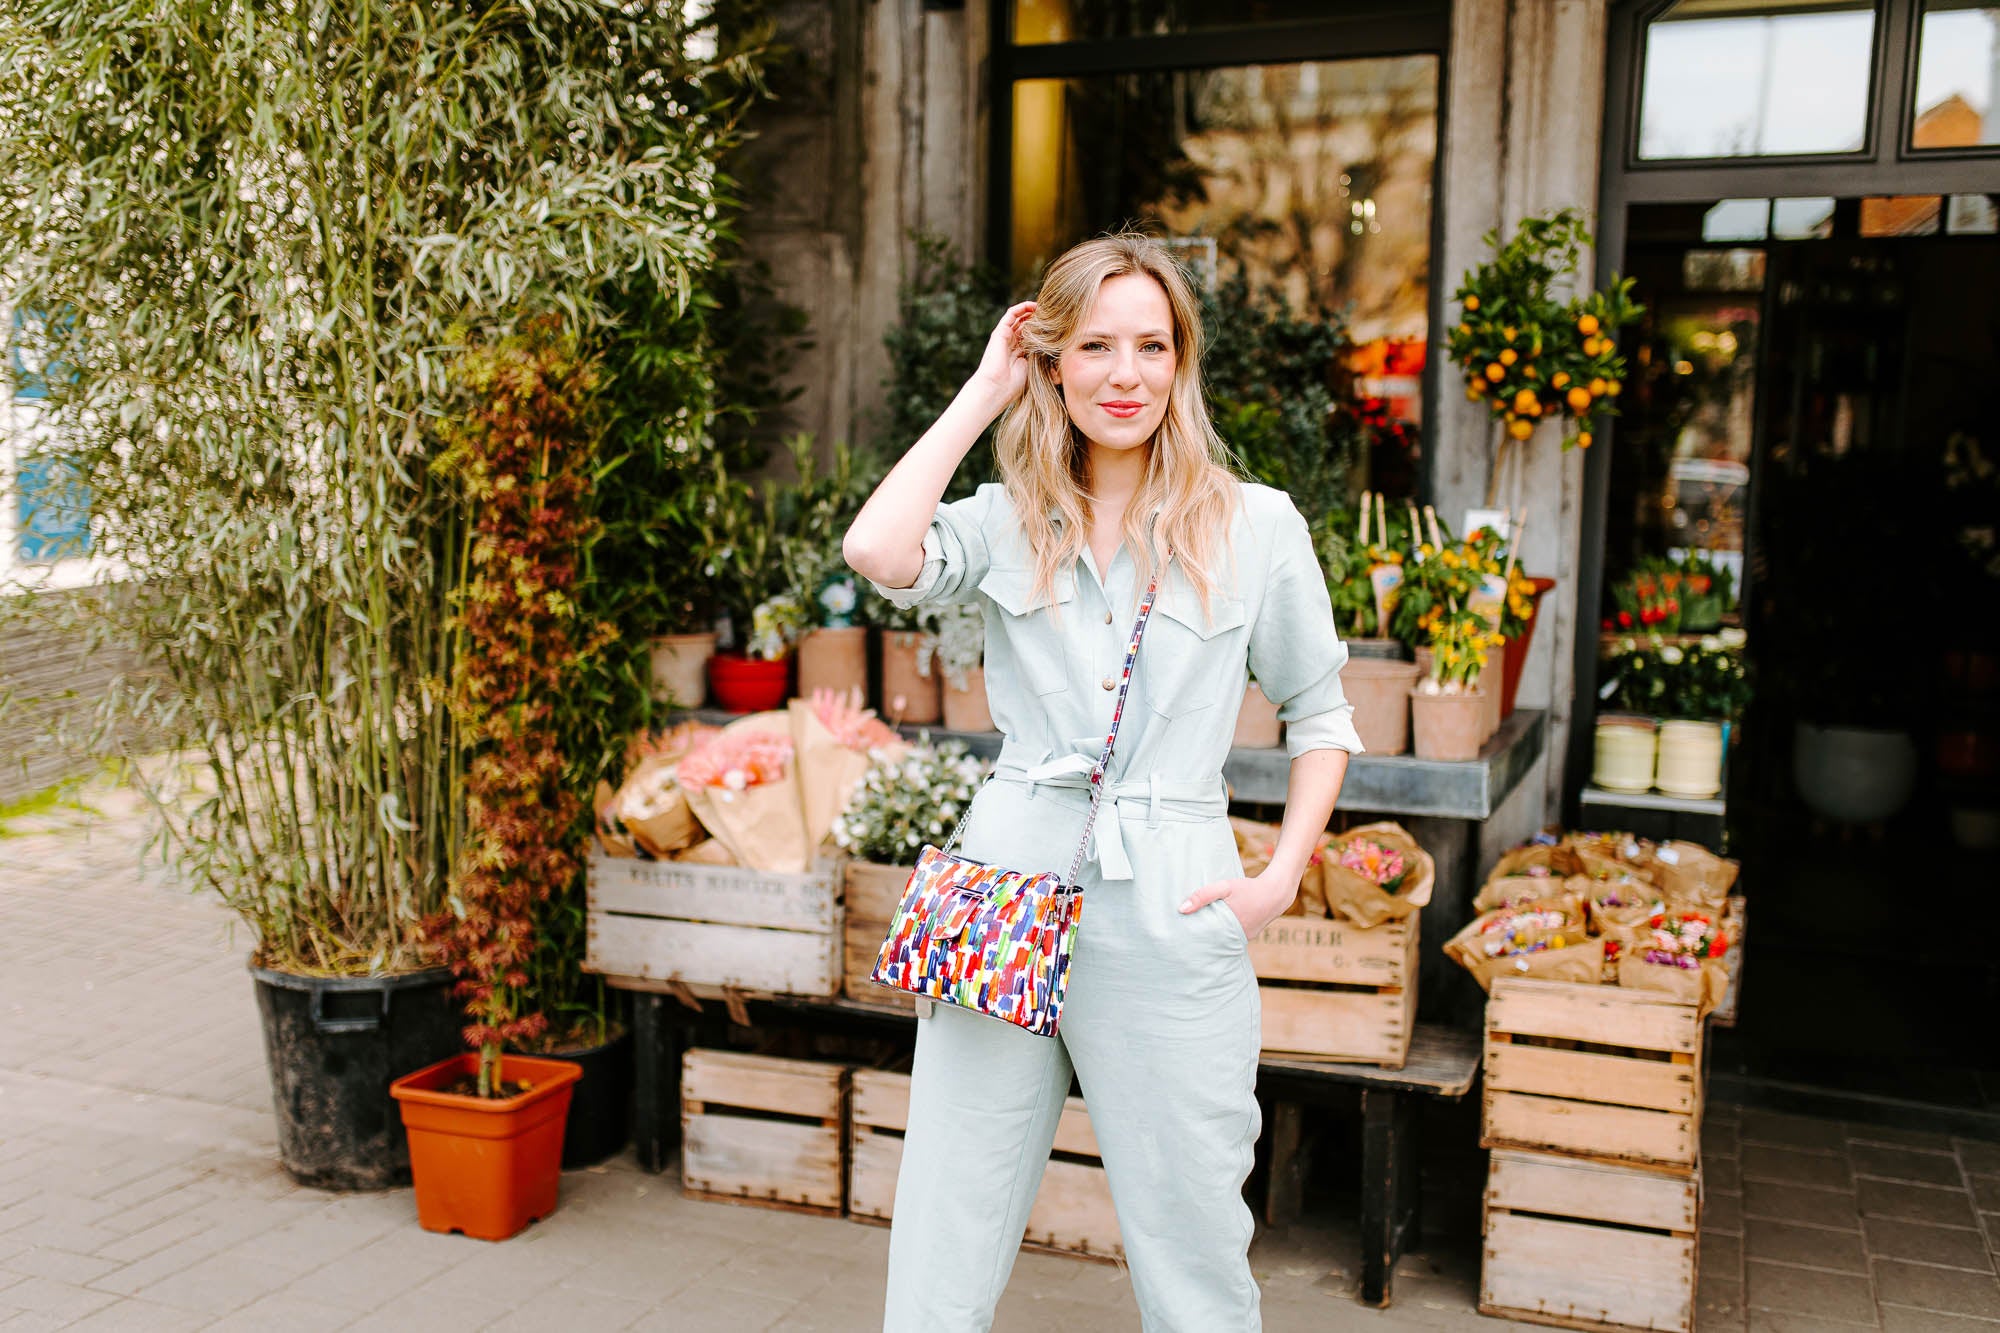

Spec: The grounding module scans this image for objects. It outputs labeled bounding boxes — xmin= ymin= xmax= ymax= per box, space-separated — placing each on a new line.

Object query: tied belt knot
xmin=998 ymin=752 xmax=1227 ymax=882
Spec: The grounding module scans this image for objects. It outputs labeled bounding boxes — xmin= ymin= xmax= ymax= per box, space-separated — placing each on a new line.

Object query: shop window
xmin=1909 ymin=0 xmax=1998 ymax=150
xmin=1010 ymin=56 xmax=1437 ymax=359
xmin=1011 ymin=0 xmax=1371 ymax=44
xmin=12 ymin=452 xmax=92 ymax=563
xmin=1637 ymin=0 xmax=1876 ymax=159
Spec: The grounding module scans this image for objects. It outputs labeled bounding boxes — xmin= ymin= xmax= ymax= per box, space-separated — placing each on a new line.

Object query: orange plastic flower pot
xmin=389 ymin=1053 xmax=582 ymax=1241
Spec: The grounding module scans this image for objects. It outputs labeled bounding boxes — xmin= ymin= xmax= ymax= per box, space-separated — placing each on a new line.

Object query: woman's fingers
xmin=1178 ymin=879 xmax=1236 ymax=914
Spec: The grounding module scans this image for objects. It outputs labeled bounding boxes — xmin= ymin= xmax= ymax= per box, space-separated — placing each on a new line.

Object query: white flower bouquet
xmin=831 ymin=739 xmax=988 ymax=866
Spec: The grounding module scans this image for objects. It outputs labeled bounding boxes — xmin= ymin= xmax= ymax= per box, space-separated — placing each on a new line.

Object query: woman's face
xmin=1055 ymin=272 xmax=1177 ymax=456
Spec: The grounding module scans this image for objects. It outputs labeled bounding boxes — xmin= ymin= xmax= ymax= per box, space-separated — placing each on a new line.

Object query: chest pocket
xmin=977 ymin=567 xmax=1075 ymax=697
xmin=1142 ymin=589 xmax=1248 ymax=718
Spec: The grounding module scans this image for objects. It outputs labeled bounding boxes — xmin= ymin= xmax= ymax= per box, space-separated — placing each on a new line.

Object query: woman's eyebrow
xmin=1078 ymin=329 xmax=1171 ymax=340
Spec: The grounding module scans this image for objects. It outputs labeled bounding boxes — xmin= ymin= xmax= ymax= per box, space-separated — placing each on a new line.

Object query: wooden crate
xmin=1250 ymin=914 xmax=1417 ymax=1067
xmin=585 ymin=850 xmax=843 ymax=997
xmin=1483 ymin=977 xmax=1704 ymax=1171
xmin=681 ymin=1049 xmax=847 ymax=1215
xmin=842 ymin=860 xmax=917 ymax=1013
xmin=847 ymin=1069 xmax=1123 ymax=1263
xmin=1482 ymin=1147 xmax=1699 ymax=1333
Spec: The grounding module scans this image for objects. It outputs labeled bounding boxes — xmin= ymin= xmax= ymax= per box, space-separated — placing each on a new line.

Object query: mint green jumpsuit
xmin=868 ymin=481 xmax=1363 ymax=1332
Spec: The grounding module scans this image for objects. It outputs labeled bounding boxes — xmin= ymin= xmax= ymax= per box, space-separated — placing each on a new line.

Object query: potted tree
xmin=0 ymin=4 xmax=752 ymax=1191
xmin=390 ymin=325 xmax=594 ymax=1241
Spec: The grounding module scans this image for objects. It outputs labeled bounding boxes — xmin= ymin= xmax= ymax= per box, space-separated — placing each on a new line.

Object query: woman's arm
xmin=843 ymin=301 xmax=1037 ymax=589
xmin=1180 ymin=747 xmax=1348 ymax=933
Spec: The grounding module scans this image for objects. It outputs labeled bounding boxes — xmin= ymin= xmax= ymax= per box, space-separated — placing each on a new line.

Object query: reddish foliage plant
xmin=429 ymin=318 xmax=609 ymax=1097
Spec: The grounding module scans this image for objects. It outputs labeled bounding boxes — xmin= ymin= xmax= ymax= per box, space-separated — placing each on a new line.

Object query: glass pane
xmin=1860 ymin=196 xmax=1943 ymax=236
xmin=1684 ymin=248 xmax=1768 ymax=292
xmin=1013 ymin=0 xmax=1364 ymax=44
xmin=1703 ymin=198 xmax=1769 ymax=242
xmin=1772 ymin=197 xmax=1836 ymax=239
xmin=1911 ymin=1 xmax=1998 ymax=149
xmin=1011 ymin=56 xmax=1437 ymax=357
xmin=1946 ymin=193 xmax=2000 ymax=232
xmin=1638 ymin=0 xmax=1875 ymax=159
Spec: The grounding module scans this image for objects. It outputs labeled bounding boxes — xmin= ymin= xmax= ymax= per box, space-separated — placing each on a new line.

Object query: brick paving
xmin=4 ymin=790 xmax=1999 ymax=1330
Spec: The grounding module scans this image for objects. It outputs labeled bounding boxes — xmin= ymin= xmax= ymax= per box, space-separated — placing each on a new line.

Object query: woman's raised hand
xmin=965 ymin=301 xmax=1038 ymax=418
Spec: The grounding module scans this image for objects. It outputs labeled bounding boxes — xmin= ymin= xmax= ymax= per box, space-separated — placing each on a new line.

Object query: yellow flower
xmin=1419 ymin=542 xmax=1435 ymax=559
xmin=1441 ymin=549 xmax=1461 ymax=568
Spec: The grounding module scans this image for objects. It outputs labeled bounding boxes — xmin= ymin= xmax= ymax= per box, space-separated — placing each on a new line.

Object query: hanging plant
xmin=1447 ymin=209 xmax=1643 ymax=449
xmin=430 ymin=318 xmax=610 ymax=1098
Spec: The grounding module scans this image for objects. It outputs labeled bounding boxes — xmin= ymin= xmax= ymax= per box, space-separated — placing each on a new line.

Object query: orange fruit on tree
xmin=1507 ymin=417 xmax=1535 ymax=441
xmin=1513 ymin=389 xmax=1539 ymax=414
xmin=1466 ymin=384 xmax=1484 ymax=401
xmin=1606 ymin=379 xmax=1622 ymax=396
xmin=1465 ymin=295 xmax=1480 ymax=312
xmin=1589 ymin=378 xmax=1608 ymax=396
xmin=1577 ymin=430 xmax=1593 ymax=448
xmin=1550 ymin=370 xmax=1570 ymax=390
xmin=1566 ymin=386 xmax=1592 ymax=413
xmin=1485 ymin=362 xmax=1506 ymax=382
xmin=1499 ymin=348 xmax=1518 ymax=366
xmin=1582 ymin=336 xmax=1603 ymax=357
xmin=1522 ymin=363 xmax=1538 ymax=379
xmin=1578 ymin=314 xmax=1600 ymax=335
xmin=1502 ymin=325 xmax=1517 ymax=342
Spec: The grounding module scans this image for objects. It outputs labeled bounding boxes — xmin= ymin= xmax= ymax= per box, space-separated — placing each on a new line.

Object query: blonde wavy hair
xmin=995 ymin=233 xmax=1239 ymax=618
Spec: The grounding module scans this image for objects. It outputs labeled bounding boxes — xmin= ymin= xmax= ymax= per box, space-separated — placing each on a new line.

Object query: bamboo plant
xmin=0 ymin=0 xmax=761 ymax=976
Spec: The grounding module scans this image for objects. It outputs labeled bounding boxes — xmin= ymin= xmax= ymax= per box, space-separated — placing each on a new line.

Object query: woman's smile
xmin=1100 ymin=400 xmax=1145 ymax=418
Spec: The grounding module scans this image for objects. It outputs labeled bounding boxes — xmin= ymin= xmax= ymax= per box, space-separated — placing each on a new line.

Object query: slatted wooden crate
xmin=1250 ymin=915 xmax=1418 ymax=1067
xmin=585 ymin=850 xmax=844 ymax=997
xmin=1483 ymin=977 xmax=1704 ymax=1171
xmin=847 ymin=1069 xmax=1123 ymax=1263
xmin=1482 ymin=1147 xmax=1700 ymax=1333
xmin=681 ymin=1049 xmax=848 ymax=1215
xmin=841 ymin=861 xmax=916 ymax=1013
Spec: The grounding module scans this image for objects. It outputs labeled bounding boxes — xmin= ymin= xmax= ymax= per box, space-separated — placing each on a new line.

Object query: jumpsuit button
xmin=1103 ymin=610 xmax=1113 ymax=624
xmin=1100 ymin=675 xmax=1115 ymax=691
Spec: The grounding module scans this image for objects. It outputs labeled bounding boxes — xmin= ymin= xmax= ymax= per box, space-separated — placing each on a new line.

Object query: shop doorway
xmin=1601 ymin=198 xmax=2000 ymax=1114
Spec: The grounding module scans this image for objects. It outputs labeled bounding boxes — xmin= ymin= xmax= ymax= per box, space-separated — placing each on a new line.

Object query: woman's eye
xmin=1144 ymin=341 xmax=1167 ymax=353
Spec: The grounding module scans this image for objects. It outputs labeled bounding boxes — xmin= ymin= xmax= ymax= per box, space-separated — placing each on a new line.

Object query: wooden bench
xmin=623 ymin=988 xmax=1479 ymax=1309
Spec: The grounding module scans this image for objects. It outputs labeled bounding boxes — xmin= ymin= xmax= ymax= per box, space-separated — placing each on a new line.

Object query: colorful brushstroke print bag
xmin=869 ymin=571 xmax=1162 ymax=1037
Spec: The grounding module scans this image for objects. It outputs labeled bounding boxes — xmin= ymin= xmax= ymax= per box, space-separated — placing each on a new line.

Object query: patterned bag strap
xmin=938 ymin=563 xmax=1166 ymax=880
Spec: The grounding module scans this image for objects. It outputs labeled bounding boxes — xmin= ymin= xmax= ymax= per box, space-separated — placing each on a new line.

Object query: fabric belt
xmin=994 ymin=753 xmax=1227 ymax=882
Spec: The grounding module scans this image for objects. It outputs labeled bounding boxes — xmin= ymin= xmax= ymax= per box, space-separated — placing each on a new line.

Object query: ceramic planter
xmin=879 ymin=630 xmax=942 ymax=725
xmin=796 ymin=627 xmax=869 ymax=702
xmin=1593 ymin=715 xmax=1658 ymax=793
xmin=1792 ymin=722 xmax=1917 ymax=823
xmin=1498 ymin=577 xmax=1555 ymax=717
xmin=649 ymin=631 xmax=716 ymax=710
xmin=390 ymin=1053 xmax=582 ymax=1241
xmin=1409 ymin=686 xmax=1487 ymax=762
xmin=708 ymin=652 xmax=790 ymax=713
xmin=941 ymin=665 xmax=994 ymax=733
xmin=1656 ymin=720 xmax=1725 ymax=798
xmin=1343 ymin=658 xmax=1420 ymax=756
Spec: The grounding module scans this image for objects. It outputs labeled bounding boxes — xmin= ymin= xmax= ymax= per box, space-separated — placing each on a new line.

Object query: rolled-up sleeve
xmin=1248 ymin=500 xmax=1366 ymax=758
xmin=861 ymin=484 xmax=996 ymax=609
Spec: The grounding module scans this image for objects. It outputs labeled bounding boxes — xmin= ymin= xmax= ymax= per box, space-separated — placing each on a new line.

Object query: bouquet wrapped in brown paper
xmin=595 ymin=721 xmax=722 ymax=858
xmin=791 ymin=689 xmax=905 ymax=854
xmin=1650 ymin=839 xmax=1738 ymax=910
xmin=1617 ymin=906 xmax=1731 ymax=1014
xmin=1443 ymin=895 xmax=1598 ymax=991
xmin=1490 ymin=841 xmax=1581 ymax=881
xmin=1584 ymin=874 xmax=1666 ymax=964
xmin=1315 ymin=822 xmax=1434 ymax=928
xmin=1564 ymin=830 xmax=1659 ymax=885
xmin=677 ymin=712 xmax=811 ymax=872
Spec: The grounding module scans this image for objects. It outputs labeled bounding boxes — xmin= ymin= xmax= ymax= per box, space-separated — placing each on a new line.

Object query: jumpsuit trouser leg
xmin=883 ymin=799 xmax=1263 ymax=1333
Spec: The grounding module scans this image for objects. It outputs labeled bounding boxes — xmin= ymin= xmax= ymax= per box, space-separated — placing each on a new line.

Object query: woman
xmin=843 ymin=233 xmax=1361 ymax=1332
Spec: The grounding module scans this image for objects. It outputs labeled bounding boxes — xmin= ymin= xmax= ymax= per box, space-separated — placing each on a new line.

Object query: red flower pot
xmin=708 ymin=652 xmax=791 ymax=713
xmin=390 ymin=1053 xmax=582 ymax=1241
xmin=1500 ymin=577 xmax=1556 ymax=719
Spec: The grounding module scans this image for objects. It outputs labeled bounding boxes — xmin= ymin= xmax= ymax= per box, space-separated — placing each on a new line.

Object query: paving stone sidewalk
xmin=4 ymin=792 xmax=1999 ymax=1330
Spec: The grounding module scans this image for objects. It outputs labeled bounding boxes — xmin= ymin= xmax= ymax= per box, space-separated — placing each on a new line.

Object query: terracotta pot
xmin=796 ymin=627 xmax=869 ymax=703
xmin=1499 ymin=578 xmax=1556 ymax=717
xmin=1345 ymin=637 xmax=1409 ymax=661
xmin=390 ymin=1053 xmax=582 ymax=1241
xmin=879 ymin=631 xmax=942 ymax=725
xmin=1233 ymin=682 xmax=1283 ymax=748
xmin=941 ymin=665 xmax=994 ymax=733
xmin=1342 ymin=658 xmax=1420 ymax=756
xmin=649 ymin=631 xmax=715 ymax=710
xmin=1656 ymin=719 xmax=1725 ymax=797
xmin=708 ymin=652 xmax=790 ymax=713
xmin=1414 ymin=646 xmax=1435 ymax=680
xmin=1593 ymin=715 xmax=1658 ymax=793
xmin=1480 ymin=640 xmax=1507 ymax=742
xmin=1409 ymin=686 xmax=1487 ymax=762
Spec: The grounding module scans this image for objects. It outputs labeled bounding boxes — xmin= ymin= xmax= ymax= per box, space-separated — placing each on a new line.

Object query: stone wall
xmin=0 ymin=587 xmax=149 ymax=803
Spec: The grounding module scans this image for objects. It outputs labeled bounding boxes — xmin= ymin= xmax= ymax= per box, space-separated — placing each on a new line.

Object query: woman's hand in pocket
xmin=1178 ymin=868 xmax=1296 ymax=940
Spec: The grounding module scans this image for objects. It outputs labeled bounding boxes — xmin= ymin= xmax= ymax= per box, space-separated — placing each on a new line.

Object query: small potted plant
xmin=929 ymin=601 xmax=992 ymax=733
xmin=1448 ymin=207 xmax=1643 ymax=451
xmin=1409 ymin=610 xmax=1493 ymax=762
xmin=831 ymin=739 xmax=989 ymax=1006
xmin=797 ymin=571 xmax=869 ymax=701
xmin=872 ymin=594 xmax=944 ymax=726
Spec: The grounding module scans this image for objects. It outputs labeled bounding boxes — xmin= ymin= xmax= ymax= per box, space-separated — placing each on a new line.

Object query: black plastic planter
xmin=250 ymin=964 xmax=463 ymax=1191
xmin=544 ymin=1025 xmax=633 ymax=1169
